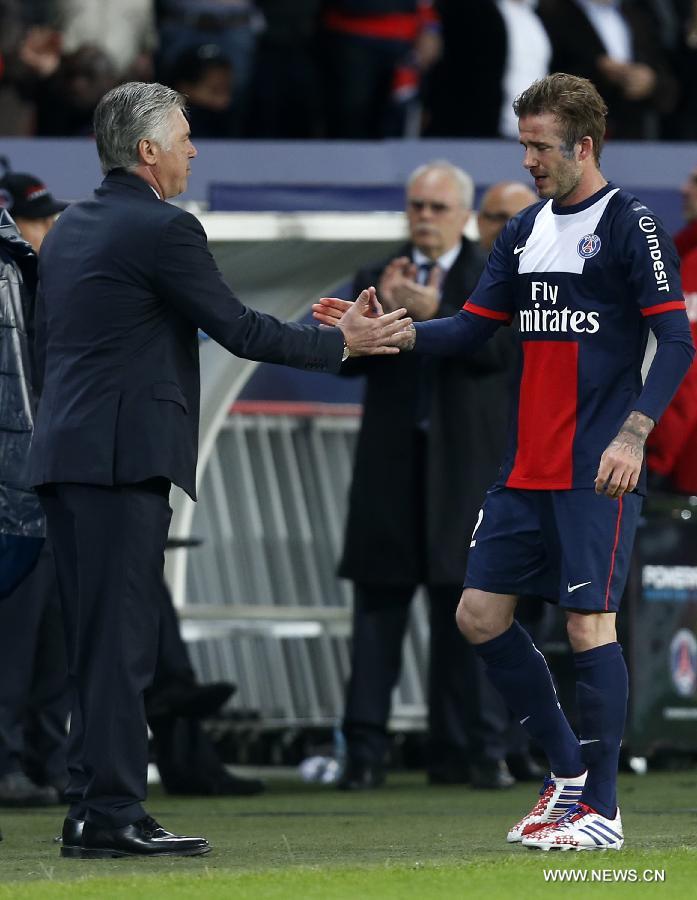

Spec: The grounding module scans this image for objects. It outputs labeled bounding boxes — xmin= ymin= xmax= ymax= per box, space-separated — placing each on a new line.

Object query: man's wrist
xmin=336 ymin=325 xmax=350 ymax=361
xmin=619 ymin=410 xmax=654 ymax=443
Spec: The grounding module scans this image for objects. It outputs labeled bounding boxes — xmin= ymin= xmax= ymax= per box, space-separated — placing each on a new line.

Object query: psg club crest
xmin=669 ymin=629 xmax=697 ymax=698
xmin=577 ymin=233 xmax=602 ymax=259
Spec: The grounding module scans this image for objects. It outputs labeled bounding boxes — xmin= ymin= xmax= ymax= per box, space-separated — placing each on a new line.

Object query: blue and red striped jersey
xmin=416 ymin=183 xmax=694 ymax=493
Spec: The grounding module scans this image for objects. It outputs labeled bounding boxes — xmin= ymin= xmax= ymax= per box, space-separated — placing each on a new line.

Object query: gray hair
xmin=406 ymin=160 xmax=474 ymax=210
xmin=93 ymin=82 xmax=187 ymax=175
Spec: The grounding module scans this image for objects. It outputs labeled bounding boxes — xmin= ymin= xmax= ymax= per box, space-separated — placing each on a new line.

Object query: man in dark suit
xmin=28 ymin=81 xmax=409 ymax=859
xmin=425 ymin=0 xmax=550 ymax=138
xmin=537 ymin=0 xmax=677 ymax=139
xmin=337 ymin=161 xmax=523 ymax=791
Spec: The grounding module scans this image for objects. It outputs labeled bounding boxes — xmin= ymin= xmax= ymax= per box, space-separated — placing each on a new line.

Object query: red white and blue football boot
xmin=522 ymin=802 xmax=624 ymax=851
xmin=507 ymin=771 xmax=587 ymax=843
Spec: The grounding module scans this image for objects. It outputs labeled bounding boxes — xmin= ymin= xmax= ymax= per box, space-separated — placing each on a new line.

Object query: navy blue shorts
xmin=464 ymin=486 xmax=643 ymax=612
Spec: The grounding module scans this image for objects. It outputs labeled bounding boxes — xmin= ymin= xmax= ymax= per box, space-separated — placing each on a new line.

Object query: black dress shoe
xmin=61 ymin=816 xmax=84 ymax=847
xmin=60 ymin=815 xmax=211 ymax=859
xmin=146 ymin=681 xmax=236 ymax=719
xmin=469 ymin=759 xmax=516 ymax=790
xmin=0 ymin=772 xmax=60 ymax=807
xmin=337 ymin=761 xmax=385 ymax=791
xmin=507 ymin=753 xmax=546 ymax=782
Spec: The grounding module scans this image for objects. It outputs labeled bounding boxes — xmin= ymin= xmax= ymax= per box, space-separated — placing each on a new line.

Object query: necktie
xmin=418 ymin=261 xmax=435 ymax=285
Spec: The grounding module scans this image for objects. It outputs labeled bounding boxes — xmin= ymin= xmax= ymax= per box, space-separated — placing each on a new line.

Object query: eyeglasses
xmin=407 ymin=199 xmax=455 ymax=214
xmin=479 ymin=211 xmax=510 ymax=224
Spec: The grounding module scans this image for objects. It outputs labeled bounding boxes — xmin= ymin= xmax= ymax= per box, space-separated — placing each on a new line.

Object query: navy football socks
xmin=473 ymin=621 xmax=584 ymax=777
xmin=574 ymin=642 xmax=628 ymax=819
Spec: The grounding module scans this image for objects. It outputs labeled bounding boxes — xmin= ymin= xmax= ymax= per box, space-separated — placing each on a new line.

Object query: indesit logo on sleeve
xmin=638 ymin=216 xmax=670 ymax=293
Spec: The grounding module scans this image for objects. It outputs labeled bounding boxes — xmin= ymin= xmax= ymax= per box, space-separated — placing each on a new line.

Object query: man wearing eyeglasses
xmin=477 ymin=181 xmax=538 ymax=254
xmin=336 ymin=160 xmax=532 ymax=791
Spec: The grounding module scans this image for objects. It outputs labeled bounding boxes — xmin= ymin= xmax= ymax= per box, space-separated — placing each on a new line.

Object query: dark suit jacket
xmin=29 ymin=170 xmax=344 ymax=499
xmin=537 ymin=0 xmax=677 ymax=139
xmin=339 ymin=238 xmax=518 ymax=586
xmin=425 ymin=0 xmax=516 ymax=137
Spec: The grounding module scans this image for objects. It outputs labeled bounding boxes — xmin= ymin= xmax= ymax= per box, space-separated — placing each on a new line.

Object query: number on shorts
xmin=470 ymin=507 xmax=484 ymax=548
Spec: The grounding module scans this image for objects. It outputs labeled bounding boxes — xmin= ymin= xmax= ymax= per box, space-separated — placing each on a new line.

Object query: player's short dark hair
xmin=513 ymin=73 xmax=608 ymax=164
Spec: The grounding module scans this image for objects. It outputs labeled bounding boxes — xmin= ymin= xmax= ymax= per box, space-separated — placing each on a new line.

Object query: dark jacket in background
xmin=0 ymin=210 xmax=41 ymax=533
xmin=537 ymin=0 xmax=678 ymax=139
xmin=248 ymin=1 xmax=323 ymax=137
xmin=339 ymin=238 xmax=518 ymax=586
xmin=0 ymin=210 xmax=44 ymax=595
xmin=426 ymin=0 xmax=511 ymax=137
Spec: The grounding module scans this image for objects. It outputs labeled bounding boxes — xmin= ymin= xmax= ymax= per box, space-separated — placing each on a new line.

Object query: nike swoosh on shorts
xmin=567 ymin=581 xmax=592 ymax=593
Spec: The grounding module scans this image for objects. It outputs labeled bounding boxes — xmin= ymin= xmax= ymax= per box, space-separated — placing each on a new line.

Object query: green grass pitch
xmin=0 ymin=770 xmax=695 ymax=898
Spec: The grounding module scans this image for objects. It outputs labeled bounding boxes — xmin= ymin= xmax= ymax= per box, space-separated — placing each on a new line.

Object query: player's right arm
xmin=314 ymin=223 xmax=518 ymax=357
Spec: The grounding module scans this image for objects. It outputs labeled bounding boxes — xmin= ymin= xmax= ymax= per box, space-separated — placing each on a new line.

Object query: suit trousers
xmin=148 ymin=579 xmax=197 ymax=695
xmin=40 ymin=480 xmax=172 ymax=827
xmin=342 ymin=583 xmax=509 ymax=771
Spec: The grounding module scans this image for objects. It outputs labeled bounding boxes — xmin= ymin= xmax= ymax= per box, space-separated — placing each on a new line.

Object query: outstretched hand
xmin=315 ymin=287 xmax=412 ymax=356
xmin=312 ymin=286 xmax=383 ymax=325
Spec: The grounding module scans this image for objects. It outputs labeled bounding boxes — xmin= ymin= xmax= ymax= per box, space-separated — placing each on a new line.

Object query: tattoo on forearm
xmin=619 ymin=411 xmax=654 ymax=441
xmin=611 ymin=411 xmax=655 ymax=459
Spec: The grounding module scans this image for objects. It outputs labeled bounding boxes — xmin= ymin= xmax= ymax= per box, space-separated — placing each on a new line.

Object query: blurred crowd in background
xmin=0 ymin=0 xmax=696 ymax=142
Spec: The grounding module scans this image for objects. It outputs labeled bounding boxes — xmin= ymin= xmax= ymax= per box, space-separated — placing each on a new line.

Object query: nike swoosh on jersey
xmin=580 ymin=738 xmax=600 ymax=745
xmin=513 ymin=245 xmax=526 ymax=255
xmin=519 ymin=715 xmax=530 ymax=725
xmin=567 ymin=581 xmax=592 ymax=593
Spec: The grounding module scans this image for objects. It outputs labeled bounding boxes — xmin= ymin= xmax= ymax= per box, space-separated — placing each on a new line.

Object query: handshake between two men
xmin=314 ymin=286 xmax=417 ymax=357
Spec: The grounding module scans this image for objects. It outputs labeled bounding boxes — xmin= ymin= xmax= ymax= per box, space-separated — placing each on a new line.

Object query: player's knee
xmin=565 ymin=611 xmax=616 ymax=652
xmin=456 ymin=589 xmax=506 ymax=644
xmin=565 ymin=615 xmax=586 ymax=650
xmin=455 ymin=590 xmax=479 ymax=640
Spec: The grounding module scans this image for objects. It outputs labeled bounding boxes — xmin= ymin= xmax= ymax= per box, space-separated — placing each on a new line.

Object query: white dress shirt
xmin=413 ymin=243 xmax=460 ymax=285
xmin=496 ymin=0 xmax=552 ymax=139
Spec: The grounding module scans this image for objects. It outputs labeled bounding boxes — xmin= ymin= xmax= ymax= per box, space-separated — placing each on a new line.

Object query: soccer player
xmin=313 ymin=73 xmax=695 ymax=851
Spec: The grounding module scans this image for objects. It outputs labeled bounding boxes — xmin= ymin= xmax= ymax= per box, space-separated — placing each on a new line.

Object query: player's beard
xmin=548 ymin=160 xmax=583 ymax=204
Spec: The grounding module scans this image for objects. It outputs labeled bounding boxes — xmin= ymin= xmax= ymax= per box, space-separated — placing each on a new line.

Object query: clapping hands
xmin=378 ymin=257 xmax=440 ymax=321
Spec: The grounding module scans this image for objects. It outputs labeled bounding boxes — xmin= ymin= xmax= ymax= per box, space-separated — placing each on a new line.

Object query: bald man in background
xmin=477 ymin=181 xmax=537 ymax=253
